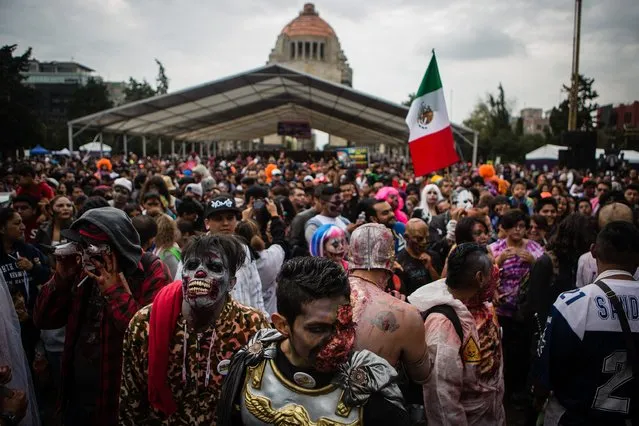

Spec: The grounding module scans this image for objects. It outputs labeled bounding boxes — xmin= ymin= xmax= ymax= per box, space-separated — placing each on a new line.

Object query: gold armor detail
xmin=244 ymin=389 xmax=360 ymax=426
xmin=335 ymin=391 xmax=352 ymax=418
xmin=249 ymin=362 xmax=267 ymax=390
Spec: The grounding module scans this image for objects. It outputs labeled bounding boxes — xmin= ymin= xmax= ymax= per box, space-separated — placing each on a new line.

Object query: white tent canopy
xmin=53 ymin=148 xmax=72 ymax=156
xmin=79 ymin=142 xmax=112 ymax=152
xmin=525 ymin=144 xmax=567 ymax=161
xmin=526 ymin=144 xmax=639 ymax=164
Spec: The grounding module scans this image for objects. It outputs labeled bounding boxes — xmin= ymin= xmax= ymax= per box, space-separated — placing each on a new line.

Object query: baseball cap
xmin=272 ymin=168 xmax=282 ymax=176
xmin=185 ymin=183 xmax=203 ymax=198
xmin=113 ymin=177 xmax=133 ymax=193
xmin=303 ymin=175 xmax=314 ymax=182
xmin=205 ymin=195 xmax=241 ymax=219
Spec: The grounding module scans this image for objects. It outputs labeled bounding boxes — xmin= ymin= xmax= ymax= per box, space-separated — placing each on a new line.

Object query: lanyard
xmin=595 ymin=269 xmax=634 ymax=282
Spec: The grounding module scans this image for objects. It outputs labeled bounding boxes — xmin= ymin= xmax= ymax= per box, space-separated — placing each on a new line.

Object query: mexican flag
xmin=405 ymin=52 xmax=459 ymax=176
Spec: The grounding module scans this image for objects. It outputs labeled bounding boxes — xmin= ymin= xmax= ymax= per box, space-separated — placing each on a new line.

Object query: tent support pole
xmin=182 ymin=141 xmax=186 ymax=157
xmin=142 ymin=136 xmax=147 ymax=158
xmin=171 ymin=139 xmax=175 ymax=157
xmin=99 ymin=132 xmax=104 ymax=157
xmin=199 ymin=141 xmax=204 ymax=158
xmin=472 ymin=131 xmax=478 ymax=167
xmin=158 ymin=137 xmax=162 ymax=157
xmin=207 ymin=141 xmax=211 ymax=158
xmin=123 ymin=134 xmax=128 ymax=155
xmin=68 ymin=124 xmax=73 ymax=152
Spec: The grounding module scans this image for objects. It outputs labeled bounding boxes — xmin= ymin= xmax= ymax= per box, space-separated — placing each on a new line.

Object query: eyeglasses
xmin=13 ymin=205 xmax=32 ymax=211
xmin=513 ymin=224 xmax=528 ymax=230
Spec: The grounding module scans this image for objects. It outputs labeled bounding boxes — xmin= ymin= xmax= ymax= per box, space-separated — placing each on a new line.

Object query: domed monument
xmin=266 ymin=3 xmax=353 ymax=148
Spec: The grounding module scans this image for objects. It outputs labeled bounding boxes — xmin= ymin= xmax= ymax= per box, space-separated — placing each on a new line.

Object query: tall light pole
xmin=568 ymin=0 xmax=582 ymax=131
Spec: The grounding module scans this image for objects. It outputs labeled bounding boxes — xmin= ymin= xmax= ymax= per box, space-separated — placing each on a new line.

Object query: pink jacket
xmin=408 ymin=279 xmax=505 ymax=426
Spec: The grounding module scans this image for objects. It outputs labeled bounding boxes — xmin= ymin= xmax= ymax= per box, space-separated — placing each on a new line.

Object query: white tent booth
xmin=525 ymin=144 xmax=639 ymax=168
xmin=79 ymin=142 xmax=112 ymax=155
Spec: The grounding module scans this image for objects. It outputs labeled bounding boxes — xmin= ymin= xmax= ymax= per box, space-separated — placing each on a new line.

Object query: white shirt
xmin=576 ymin=252 xmax=639 ymax=288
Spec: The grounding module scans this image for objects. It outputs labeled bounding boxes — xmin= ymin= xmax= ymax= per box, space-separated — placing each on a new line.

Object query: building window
xmin=297 ymin=42 xmax=303 ymax=58
xmin=320 ymin=43 xmax=325 ymax=60
xmin=290 ymin=42 xmax=295 ymax=59
xmin=625 ymin=112 xmax=632 ymax=124
xmin=312 ymin=42 xmax=318 ymax=59
xmin=305 ymin=42 xmax=311 ymax=59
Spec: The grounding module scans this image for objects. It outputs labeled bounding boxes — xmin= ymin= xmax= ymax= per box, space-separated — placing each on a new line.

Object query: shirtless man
xmin=348 ymin=223 xmax=430 ymax=384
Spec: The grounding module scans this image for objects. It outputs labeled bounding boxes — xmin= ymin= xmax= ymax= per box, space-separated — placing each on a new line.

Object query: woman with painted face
xmin=413 ymin=184 xmax=444 ymax=224
xmin=309 ymin=224 xmax=348 ymax=271
xmin=34 ymin=195 xmax=75 ymax=265
xmin=0 ymin=207 xmax=51 ymax=365
xmin=218 ymin=256 xmax=409 ymax=426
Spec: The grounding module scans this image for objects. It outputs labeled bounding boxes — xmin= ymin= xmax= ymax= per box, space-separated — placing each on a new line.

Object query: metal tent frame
xmin=68 ymin=63 xmax=477 ymax=164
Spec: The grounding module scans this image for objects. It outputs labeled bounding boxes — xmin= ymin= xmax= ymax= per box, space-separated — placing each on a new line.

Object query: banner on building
xmin=335 ymin=147 xmax=369 ymax=169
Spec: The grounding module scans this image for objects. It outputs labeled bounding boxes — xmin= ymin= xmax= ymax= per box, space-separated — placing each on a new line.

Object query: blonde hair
xmin=155 ymin=214 xmax=179 ymax=249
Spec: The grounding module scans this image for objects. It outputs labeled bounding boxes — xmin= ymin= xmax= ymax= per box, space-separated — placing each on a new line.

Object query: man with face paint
xmin=304 ymin=186 xmax=352 ymax=246
xmin=119 ymin=234 xmax=269 ymax=425
xmin=109 ymin=178 xmax=132 ymax=210
xmin=348 ymin=224 xmax=431 ymax=384
xmin=408 ymin=243 xmax=505 ymax=425
xmin=397 ymin=219 xmax=442 ymax=294
xmin=217 ymin=256 xmax=409 ymax=426
xmin=33 ymin=207 xmax=172 ymax=426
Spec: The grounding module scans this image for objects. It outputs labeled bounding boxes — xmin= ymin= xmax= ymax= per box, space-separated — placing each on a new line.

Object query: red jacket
xmin=17 ymin=182 xmax=55 ymax=201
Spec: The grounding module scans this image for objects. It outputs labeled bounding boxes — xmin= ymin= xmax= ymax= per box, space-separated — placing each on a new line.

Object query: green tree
xmin=124 ymin=77 xmax=156 ymax=103
xmin=402 ymin=93 xmax=416 ymax=107
xmin=548 ymin=74 xmax=599 ymax=138
xmin=68 ymin=77 xmax=113 ymax=119
xmin=0 ymin=44 xmax=45 ymax=157
xmin=124 ymin=59 xmax=170 ymax=103
xmin=155 ymin=59 xmax=169 ymax=95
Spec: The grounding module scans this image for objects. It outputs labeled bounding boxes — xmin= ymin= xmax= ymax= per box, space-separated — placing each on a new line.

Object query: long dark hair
xmin=546 ymin=213 xmax=596 ymax=261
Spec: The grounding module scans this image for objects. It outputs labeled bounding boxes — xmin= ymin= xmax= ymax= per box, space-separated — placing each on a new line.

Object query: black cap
xmin=205 ymin=195 xmax=240 ymax=218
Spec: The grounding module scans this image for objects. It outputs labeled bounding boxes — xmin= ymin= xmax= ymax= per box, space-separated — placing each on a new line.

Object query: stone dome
xmin=280 ymin=3 xmax=336 ymax=38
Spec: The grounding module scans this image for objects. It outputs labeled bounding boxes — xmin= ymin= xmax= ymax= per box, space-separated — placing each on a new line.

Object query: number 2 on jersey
xmin=592 ymin=351 xmax=632 ymax=414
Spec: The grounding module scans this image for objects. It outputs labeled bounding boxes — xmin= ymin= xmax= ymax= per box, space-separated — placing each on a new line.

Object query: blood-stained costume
xmin=218 ymin=328 xmax=408 ymax=426
xmin=119 ymin=235 xmax=269 ymax=425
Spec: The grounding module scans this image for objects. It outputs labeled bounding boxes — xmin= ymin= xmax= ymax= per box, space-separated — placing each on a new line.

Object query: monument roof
xmin=281 ymin=3 xmax=335 ymax=38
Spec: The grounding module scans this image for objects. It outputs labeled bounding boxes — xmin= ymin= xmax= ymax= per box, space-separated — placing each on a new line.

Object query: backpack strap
xmin=421 ymin=304 xmax=464 ymax=344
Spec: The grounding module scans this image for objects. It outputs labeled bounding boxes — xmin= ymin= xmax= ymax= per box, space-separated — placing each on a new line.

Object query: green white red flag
xmin=405 ymin=52 xmax=459 ymax=176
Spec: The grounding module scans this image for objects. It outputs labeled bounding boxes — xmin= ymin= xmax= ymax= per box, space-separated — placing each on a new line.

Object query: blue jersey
xmin=536 ymin=277 xmax=639 ymax=425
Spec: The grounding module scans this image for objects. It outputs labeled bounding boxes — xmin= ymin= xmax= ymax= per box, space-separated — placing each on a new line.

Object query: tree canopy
xmin=124 ymin=59 xmax=170 ymax=103
xmin=548 ymin=74 xmax=599 ymax=141
xmin=0 ymin=44 xmax=45 ymax=156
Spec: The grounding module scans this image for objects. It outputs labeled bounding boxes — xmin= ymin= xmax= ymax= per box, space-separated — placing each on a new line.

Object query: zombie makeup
xmin=181 ymin=248 xmax=231 ymax=311
xmin=467 ymin=264 xmax=500 ymax=307
xmin=313 ymin=305 xmax=356 ymax=372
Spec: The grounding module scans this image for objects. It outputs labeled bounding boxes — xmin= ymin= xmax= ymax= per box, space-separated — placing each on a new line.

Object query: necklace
xmin=350 ymin=273 xmax=383 ymax=289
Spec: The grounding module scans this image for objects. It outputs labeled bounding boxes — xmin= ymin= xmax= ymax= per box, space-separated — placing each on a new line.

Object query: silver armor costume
xmin=218 ymin=329 xmax=405 ymax=426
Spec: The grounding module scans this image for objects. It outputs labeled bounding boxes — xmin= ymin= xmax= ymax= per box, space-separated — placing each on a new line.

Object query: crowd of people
xmin=1 ymin=150 xmax=639 ymax=426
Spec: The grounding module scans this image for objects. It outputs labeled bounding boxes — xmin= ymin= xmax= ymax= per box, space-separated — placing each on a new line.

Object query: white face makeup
xmin=181 ymin=248 xmax=231 ymax=311
xmin=324 ymin=236 xmax=347 ymax=264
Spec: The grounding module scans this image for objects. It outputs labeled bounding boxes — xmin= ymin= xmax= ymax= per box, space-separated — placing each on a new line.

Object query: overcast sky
xmin=1 ymin=0 xmax=637 ymax=125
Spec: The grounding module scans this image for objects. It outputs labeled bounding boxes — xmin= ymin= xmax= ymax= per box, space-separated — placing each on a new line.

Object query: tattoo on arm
xmin=371 ymin=311 xmax=400 ymax=333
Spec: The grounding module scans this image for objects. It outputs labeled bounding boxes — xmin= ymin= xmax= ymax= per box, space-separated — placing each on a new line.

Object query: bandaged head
xmin=348 ymin=223 xmax=395 ymax=272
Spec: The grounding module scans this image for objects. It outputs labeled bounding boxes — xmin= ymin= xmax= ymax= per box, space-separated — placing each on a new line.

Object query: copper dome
xmin=281 ymin=3 xmax=336 ymax=38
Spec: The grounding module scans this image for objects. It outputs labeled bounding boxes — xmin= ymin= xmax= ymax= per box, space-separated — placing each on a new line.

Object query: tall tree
xmin=124 ymin=77 xmax=156 ymax=103
xmin=124 ymin=59 xmax=170 ymax=103
xmin=68 ymin=77 xmax=113 ymax=119
xmin=402 ymin=93 xmax=416 ymax=107
xmin=548 ymin=74 xmax=599 ymax=138
xmin=0 ymin=44 xmax=45 ymax=156
xmin=155 ymin=59 xmax=169 ymax=95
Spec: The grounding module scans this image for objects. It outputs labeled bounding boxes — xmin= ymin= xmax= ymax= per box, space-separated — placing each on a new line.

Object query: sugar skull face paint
xmin=181 ymin=248 xmax=231 ymax=311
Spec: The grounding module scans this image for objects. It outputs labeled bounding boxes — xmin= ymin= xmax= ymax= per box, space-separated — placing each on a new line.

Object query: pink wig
xmin=375 ymin=186 xmax=408 ymax=224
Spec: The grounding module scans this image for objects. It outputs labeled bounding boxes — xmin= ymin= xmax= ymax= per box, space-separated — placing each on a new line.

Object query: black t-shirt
xmin=396 ymin=248 xmax=443 ymax=295
xmin=232 ymin=345 xmax=410 ymax=425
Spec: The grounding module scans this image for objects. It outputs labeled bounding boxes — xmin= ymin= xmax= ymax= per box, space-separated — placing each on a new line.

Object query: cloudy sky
xmin=1 ymin=0 xmax=637 ymax=125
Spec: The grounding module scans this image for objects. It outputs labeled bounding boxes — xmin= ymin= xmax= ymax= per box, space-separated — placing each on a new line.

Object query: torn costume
xmin=119 ymin=281 xmax=269 ymax=425
xmin=217 ymin=329 xmax=410 ymax=426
